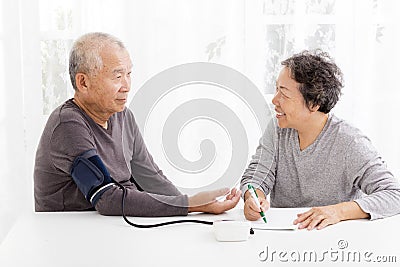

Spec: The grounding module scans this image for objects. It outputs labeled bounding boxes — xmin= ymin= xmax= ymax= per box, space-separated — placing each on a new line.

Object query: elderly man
xmin=34 ymin=32 xmax=240 ymax=216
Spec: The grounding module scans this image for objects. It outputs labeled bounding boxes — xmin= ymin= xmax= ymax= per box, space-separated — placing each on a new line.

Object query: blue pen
xmin=248 ymin=184 xmax=267 ymax=223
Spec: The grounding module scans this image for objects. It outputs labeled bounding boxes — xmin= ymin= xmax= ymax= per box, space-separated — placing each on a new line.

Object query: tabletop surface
xmin=0 ymin=208 xmax=399 ymax=267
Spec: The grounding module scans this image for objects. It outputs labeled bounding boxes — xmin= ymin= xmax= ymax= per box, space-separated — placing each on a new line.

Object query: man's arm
xmin=127 ymin=111 xmax=183 ymax=196
xmin=48 ymin=112 xmax=188 ymax=216
xmin=96 ymin=183 xmax=188 ymax=216
xmin=126 ymin=111 xmax=241 ymax=213
xmin=188 ymin=188 xmax=241 ymax=214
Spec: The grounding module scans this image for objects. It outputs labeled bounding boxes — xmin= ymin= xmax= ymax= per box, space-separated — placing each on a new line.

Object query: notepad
xmin=250 ymin=208 xmax=309 ymax=230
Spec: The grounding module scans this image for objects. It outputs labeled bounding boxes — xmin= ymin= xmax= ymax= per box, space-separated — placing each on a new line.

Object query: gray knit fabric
xmin=241 ymin=114 xmax=400 ymax=220
xmin=34 ymin=99 xmax=188 ymax=216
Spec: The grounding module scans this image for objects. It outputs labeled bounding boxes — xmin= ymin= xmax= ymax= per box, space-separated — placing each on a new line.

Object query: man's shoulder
xmin=56 ymin=99 xmax=87 ymax=124
xmin=118 ymin=107 xmax=139 ymax=130
xmin=122 ymin=107 xmax=135 ymax=122
xmin=44 ymin=99 xmax=91 ymax=135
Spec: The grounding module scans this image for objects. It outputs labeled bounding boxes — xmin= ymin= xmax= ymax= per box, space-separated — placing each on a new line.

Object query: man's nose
xmin=121 ymin=75 xmax=131 ymax=92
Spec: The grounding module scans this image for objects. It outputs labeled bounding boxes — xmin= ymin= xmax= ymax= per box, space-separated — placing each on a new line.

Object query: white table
xmin=0 ymin=208 xmax=399 ymax=267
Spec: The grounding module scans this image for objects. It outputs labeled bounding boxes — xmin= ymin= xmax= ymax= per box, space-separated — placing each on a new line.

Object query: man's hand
xmin=293 ymin=201 xmax=369 ymax=230
xmin=243 ymin=189 xmax=270 ymax=221
xmin=188 ymin=188 xmax=241 ymax=214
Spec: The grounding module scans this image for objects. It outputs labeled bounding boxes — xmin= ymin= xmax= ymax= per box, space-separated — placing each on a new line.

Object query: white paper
xmin=250 ymin=208 xmax=309 ymax=230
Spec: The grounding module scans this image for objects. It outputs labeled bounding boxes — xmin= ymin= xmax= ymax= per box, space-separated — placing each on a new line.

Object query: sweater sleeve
xmin=51 ymin=110 xmax=188 ymax=216
xmin=96 ymin=111 xmax=189 ymax=216
xmin=345 ymin=135 xmax=400 ymax=220
xmin=127 ymin=110 xmax=184 ymax=197
xmin=95 ymin=183 xmax=188 ymax=217
xmin=240 ymin=119 xmax=278 ymax=198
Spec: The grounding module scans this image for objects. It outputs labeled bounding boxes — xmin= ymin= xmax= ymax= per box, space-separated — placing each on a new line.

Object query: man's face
xmin=272 ymin=67 xmax=313 ymax=129
xmin=85 ymin=44 xmax=133 ymax=115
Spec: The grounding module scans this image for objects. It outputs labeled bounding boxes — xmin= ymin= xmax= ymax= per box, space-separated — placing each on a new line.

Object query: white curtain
xmin=1 ymin=0 xmax=399 ymax=243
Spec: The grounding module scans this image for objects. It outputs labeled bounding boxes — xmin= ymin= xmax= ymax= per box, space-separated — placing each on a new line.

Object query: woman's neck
xmin=297 ymin=113 xmax=329 ymax=151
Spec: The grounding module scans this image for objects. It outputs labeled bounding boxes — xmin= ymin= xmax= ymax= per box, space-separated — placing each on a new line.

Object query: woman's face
xmin=272 ymin=67 xmax=314 ymax=130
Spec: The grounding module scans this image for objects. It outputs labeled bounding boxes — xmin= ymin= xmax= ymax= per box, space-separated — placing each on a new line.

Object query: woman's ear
xmin=308 ymin=103 xmax=320 ymax=113
xmin=75 ymin=73 xmax=90 ymax=93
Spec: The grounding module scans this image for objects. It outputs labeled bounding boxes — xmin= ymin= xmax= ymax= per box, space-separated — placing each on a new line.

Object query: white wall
xmin=1 ymin=0 xmax=400 ymax=244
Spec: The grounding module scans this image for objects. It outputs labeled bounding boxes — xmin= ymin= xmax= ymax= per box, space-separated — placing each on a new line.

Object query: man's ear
xmin=75 ymin=73 xmax=90 ymax=93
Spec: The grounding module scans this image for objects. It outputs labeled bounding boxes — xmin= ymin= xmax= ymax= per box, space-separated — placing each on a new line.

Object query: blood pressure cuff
xmin=71 ymin=149 xmax=115 ymax=206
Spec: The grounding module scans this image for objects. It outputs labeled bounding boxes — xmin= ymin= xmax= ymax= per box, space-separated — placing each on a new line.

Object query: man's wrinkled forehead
xmin=100 ymin=46 xmax=132 ymax=70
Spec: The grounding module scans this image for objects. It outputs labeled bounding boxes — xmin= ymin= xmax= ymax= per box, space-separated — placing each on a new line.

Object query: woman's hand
xmin=243 ymin=188 xmax=270 ymax=221
xmin=293 ymin=201 xmax=369 ymax=230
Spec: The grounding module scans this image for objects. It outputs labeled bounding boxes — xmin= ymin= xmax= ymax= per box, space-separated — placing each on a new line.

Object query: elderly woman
xmin=241 ymin=50 xmax=400 ymax=230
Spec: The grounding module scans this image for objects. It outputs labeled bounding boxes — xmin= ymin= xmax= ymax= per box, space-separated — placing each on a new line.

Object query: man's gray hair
xmin=69 ymin=32 xmax=126 ymax=90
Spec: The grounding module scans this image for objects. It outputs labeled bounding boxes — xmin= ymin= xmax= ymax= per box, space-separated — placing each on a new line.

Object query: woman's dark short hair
xmin=281 ymin=50 xmax=344 ymax=114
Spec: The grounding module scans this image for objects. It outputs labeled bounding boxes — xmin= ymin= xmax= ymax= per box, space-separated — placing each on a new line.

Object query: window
xmin=40 ymin=0 xmax=77 ymax=114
